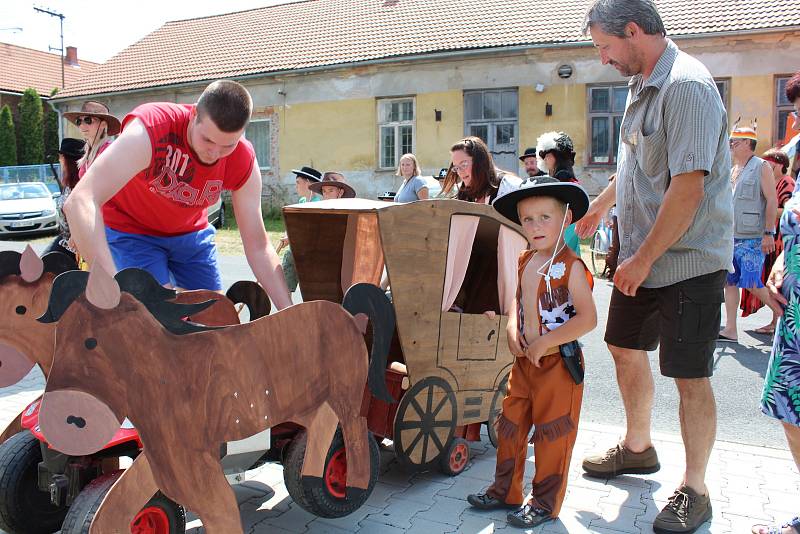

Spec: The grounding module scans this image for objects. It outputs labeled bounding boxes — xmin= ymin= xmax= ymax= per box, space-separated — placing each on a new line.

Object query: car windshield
xmin=0 ymin=183 xmax=50 ymax=200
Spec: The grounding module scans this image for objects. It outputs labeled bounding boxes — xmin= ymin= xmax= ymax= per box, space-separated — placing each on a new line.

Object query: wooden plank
xmin=284 ymin=211 xmax=348 ymax=303
xmin=457 ymin=313 xmax=500 ymax=361
xmin=341 ymin=213 xmax=385 ymax=293
xmin=284 ymin=198 xmax=388 ymax=215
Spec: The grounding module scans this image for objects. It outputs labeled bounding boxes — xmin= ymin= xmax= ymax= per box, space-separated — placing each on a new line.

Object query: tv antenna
xmin=33 ymin=6 xmax=65 ymax=88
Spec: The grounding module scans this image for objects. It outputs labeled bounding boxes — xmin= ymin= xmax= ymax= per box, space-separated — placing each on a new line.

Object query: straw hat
xmin=62 ymin=101 xmax=121 ymax=136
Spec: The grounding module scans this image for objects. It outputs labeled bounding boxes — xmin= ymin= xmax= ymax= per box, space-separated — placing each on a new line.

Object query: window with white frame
xmin=378 ymin=98 xmax=415 ymax=169
xmin=246 ymin=119 xmax=271 ymax=169
xmin=776 ymin=76 xmax=795 ymax=146
xmin=587 ymin=84 xmax=628 ymax=165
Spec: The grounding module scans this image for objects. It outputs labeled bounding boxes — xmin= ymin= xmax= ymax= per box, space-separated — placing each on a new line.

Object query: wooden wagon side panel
xmin=376 ymin=201 xmax=450 ymax=386
xmin=284 ymin=211 xmax=348 ymax=303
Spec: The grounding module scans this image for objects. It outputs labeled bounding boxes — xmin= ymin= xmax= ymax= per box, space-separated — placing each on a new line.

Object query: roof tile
xmin=1 ymin=42 xmax=99 ymax=96
xmin=55 ymin=0 xmax=800 ymax=98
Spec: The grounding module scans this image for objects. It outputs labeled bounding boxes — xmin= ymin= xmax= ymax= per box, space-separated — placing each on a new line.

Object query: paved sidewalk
xmin=0 ymin=369 xmax=797 ymax=533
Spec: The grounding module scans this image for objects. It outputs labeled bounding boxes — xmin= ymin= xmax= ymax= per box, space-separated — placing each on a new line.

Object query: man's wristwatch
xmin=764 ymin=230 xmax=776 ymax=237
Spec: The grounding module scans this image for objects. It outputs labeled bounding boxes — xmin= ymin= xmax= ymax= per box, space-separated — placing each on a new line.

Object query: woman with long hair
xmin=451 ymin=137 xmax=502 ymax=203
xmin=394 ymin=153 xmax=429 ymax=202
xmin=62 ymin=101 xmax=121 ymax=177
xmin=44 ymin=138 xmax=86 ymax=259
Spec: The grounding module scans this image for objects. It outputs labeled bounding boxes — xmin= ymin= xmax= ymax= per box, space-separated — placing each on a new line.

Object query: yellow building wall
xmin=414 ymin=91 xmax=464 ymax=170
xmin=729 ymin=75 xmax=777 ymax=150
xmin=277 ymin=98 xmax=375 ymax=172
xmin=519 ymin=84 xmax=588 ymax=168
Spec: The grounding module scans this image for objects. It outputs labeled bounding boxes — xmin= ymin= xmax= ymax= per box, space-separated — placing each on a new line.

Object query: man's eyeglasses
xmin=74 ymin=116 xmax=96 ymax=126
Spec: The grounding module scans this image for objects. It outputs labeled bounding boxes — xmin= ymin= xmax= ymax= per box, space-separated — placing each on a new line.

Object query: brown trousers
xmin=486 ymin=352 xmax=583 ymax=518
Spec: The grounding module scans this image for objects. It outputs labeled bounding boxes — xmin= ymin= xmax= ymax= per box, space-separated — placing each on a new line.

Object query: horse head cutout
xmin=0 ymin=248 xmax=77 ymax=385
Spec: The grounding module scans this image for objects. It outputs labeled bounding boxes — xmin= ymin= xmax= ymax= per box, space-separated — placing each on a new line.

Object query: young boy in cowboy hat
xmin=308 ymin=172 xmax=357 ymax=199
xmin=467 ymin=176 xmax=597 ymax=528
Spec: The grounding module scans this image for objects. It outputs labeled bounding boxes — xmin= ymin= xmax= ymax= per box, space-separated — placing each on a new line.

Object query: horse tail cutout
xmin=342 ymin=283 xmax=396 ymax=404
xmin=225 ymin=280 xmax=271 ymax=321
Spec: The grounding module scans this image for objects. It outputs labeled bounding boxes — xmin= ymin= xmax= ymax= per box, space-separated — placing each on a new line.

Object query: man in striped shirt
xmin=575 ymin=1 xmax=733 ymax=532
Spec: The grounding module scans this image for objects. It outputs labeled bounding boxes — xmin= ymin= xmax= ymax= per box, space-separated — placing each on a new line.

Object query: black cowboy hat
xmin=308 ymin=173 xmax=356 ymax=199
xmin=58 ymin=138 xmax=86 ymax=160
xmin=492 ymin=175 xmax=589 ymax=226
xmin=62 ymin=101 xmax=121 ymax=136
xmin=291 ymin=166 xmax=322 ymax=182
xmin=519 ymin=147 xmax=538 ymax=162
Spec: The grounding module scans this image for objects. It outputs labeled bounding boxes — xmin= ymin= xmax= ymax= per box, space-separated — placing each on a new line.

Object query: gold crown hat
xmin=730 ymin=116 xmax=758 ymax=141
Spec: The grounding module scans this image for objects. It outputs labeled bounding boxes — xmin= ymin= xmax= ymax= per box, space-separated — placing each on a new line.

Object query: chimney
xmin=64 ymin=46 xmax=78 ymax=66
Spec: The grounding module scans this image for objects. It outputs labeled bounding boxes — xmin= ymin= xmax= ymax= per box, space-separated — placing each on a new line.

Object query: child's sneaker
xmin=506 ymin=503 xmax=553 ymax=528
xmin=467 ymin=492 xmax=518 ymax=510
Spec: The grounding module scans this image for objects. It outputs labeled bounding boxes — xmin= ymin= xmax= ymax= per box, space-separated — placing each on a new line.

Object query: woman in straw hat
xmin=62 ymin=101 xmax=121 ymax=177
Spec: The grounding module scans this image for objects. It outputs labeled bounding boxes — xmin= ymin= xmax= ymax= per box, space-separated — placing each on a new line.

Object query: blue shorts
xmin=106 ymin=225 xmax=222 ymax=290
xmin=726 ymin=238 xmax=765 ymax=289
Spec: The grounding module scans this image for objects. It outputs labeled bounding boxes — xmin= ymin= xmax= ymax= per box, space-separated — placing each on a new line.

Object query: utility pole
xmin=33 ymin=7 xmax=65 ymax=89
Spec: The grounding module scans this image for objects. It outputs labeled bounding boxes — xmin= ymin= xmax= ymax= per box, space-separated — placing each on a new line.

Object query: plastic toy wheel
xmin=0 ymin=431 xmax=69 ymax=534
xmin=438 ymin=437 xmax=470 ymax=476
xmin=60 ymin=470 xmax=185 ymax=534
xmin=487 ymin=373 xmax=509 ymax=448
xmin=591 ymin=230 xmax=608 ymax=277
xmin=393 ymin=376 xmax=457 ymax=471
xmin=283 ymin=428 xmax=380 ymax=518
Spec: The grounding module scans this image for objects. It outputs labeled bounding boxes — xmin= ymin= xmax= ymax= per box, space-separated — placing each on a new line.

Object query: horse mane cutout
xmin=41 ymin=252 xmax=78 ymax=276
xmin=0 ymin=251 xmax=22 ymax=281
xmin=39 ymin=268 xmax=219 ymax=335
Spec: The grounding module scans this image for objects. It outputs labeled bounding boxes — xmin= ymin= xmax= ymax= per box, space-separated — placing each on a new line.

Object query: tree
xmin=43 ymin=88 xmax=60 ymax=163
xmin=17 ymin=88 xmax=44 ymax=164
xmin=0 ymin=105 xmax=17 ymax=166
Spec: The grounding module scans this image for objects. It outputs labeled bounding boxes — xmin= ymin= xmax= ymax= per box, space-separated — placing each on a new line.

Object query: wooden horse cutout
xmin=0 ymin=246 xmax=269 ymax=532
xmin=0 ymin=246 xmax=269 ymax=398
xmin=38 ymin=265 xmax=394 ymax=533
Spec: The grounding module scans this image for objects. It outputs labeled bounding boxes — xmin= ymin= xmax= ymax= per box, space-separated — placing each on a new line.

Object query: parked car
xmin=0 ymin=182 xmax=59 ymax=237
xmin=208 ymin=196 xmax=225 ymax=228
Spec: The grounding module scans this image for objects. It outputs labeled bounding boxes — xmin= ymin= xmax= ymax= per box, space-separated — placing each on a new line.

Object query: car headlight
xmin=41 ymin=209 xmax=56 ymax=216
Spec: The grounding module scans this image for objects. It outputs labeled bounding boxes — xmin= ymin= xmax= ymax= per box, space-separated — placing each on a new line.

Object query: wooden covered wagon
xmin=284 ymin=198 xmax=529 ymax=474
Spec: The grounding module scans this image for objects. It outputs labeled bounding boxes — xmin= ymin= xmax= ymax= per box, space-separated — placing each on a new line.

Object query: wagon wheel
xmin=392 ymin=377 xmax=457 ymax=471
xmin=487 ymin=373 xmax=510 ymax=448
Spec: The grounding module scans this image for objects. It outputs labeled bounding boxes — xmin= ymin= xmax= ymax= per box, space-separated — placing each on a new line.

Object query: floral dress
xmin=762 ymin=181 xmax=800 ymax=427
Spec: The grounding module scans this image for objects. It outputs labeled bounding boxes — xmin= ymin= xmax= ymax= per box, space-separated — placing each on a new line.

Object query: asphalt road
xmin=0 ymin=238 xmax=786 ymax=450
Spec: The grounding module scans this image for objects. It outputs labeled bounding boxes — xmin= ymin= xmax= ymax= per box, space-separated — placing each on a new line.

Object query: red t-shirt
xmin=103 ymin=103 xmax=254 ymax=236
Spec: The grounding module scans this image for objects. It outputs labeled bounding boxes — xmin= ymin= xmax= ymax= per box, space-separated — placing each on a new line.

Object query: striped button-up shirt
xmin=616 ymin=39 xmax=733 ymax=288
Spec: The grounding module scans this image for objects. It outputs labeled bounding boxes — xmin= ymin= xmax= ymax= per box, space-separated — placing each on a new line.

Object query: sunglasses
xmin=74 ymin=116 xmax=96 ymax=126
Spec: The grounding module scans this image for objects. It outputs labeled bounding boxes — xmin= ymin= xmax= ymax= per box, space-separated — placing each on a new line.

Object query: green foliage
xmin=0 ymin=105 xmax=17 ymax=166
xmin=17 ymin=88 xmax=44 ymax=164
xmin=43 ymin=92 xmax=59 ymax=163
xmin=263 ymin=205 xmax=284 ymax=221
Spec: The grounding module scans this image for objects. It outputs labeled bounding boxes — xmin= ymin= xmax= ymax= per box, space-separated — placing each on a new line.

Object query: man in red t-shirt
xmin=65 ymin=80 xmax=291 ymax=309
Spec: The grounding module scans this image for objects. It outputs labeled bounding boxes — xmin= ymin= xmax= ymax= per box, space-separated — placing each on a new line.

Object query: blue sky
xmin=1 ymin=0 xmax=295 ymax=63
